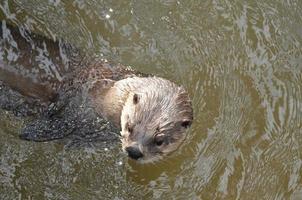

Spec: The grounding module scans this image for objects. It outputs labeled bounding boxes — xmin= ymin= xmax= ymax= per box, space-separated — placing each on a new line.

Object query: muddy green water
xmin=1 ymin=0 xmax=302 ymax=199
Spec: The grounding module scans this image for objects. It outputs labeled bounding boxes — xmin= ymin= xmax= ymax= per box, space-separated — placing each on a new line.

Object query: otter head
xmin=120 ymin=77 xmax=193 ymax=163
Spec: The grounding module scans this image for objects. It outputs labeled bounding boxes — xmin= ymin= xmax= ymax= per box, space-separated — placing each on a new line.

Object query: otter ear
xmin=181 ymin=120 xmax=192 ymax=128
xmin=133 ymin=93 xmax=139 ymax=104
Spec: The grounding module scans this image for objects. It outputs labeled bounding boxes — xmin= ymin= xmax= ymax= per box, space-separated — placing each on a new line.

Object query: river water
xmin=0 ymin=0 xmax=302 ymax=199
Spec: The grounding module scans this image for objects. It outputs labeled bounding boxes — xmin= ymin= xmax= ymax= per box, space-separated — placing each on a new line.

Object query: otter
xmin=90 ymin=77 xmax=193 ymax=163
xmin=0 ymin=21 xmax=193 ymax=163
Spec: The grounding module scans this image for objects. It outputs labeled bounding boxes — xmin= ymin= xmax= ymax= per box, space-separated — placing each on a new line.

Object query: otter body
xmin=0 ymin=22 xmax=193 ymax=163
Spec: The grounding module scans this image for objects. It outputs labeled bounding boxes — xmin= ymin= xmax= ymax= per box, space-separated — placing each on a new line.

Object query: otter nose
xmin=125 ymin=146 xmax=143 ymax=160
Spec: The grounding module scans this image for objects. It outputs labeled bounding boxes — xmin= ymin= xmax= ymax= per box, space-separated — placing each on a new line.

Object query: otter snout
xmin=125 ymin=146 xmax=143 ymax=160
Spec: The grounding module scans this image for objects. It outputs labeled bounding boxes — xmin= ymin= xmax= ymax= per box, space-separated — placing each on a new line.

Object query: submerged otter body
xmin=0 ymin=22 xmax=193 ymax=163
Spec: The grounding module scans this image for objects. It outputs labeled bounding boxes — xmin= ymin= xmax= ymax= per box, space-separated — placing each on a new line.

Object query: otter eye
xmin=181 ymin=120 xmax=192 ymax=128
xmin=154 ymin=134 xmax=164 ymax=146
xmin=133 ymin=93 xmax=139 ymax=104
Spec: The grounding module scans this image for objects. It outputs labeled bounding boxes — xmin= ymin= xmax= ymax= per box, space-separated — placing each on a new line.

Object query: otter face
xmin=120 ymin=79 xmax=193 ymax=163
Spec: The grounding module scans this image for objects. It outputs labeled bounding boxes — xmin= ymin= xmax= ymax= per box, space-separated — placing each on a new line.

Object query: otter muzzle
xmin=125 ymin=146 xmax=143 ymax=160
